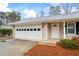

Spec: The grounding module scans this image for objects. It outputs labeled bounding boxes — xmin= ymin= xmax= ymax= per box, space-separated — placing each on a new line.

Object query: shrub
xmin=61 ymin=39 xmax=78 ymax=49
xmin=0 ymin=29 xmax=6 ymax=36
xmin=6 ymin=29 xmax=12 ymax=36
xmin=0 ymin=29 xmax=12 ymax=36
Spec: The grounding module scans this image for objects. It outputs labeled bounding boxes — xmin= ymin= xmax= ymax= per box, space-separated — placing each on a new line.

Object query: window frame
xmin=67 ymin=22 xmax=76 ymax=35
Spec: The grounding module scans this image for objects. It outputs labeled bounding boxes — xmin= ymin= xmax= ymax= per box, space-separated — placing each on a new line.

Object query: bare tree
xmin=60 ymin=3 xmax=76 ymax=14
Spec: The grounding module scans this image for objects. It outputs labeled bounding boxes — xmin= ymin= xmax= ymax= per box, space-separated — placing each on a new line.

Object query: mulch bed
xmin=24 ymin=44 xmax=79 ymax=56
xmin=0 ymin=36 xmax=12 ymax=41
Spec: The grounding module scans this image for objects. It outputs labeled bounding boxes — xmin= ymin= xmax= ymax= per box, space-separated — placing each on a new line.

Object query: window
xmin=67 ymin=23 xmax=76 ymax=34
xmin=34 ymin=28 xmax=36 ymax=31
xmin=37 ymin=28 xmax=41 ymax=31
xmin=21 ymin=29 xmax=23 ymax=31
xmin=16 ymin=29 xmax=18 ymax=31
xmin=16 ymin=28 xmax=41 ymax=31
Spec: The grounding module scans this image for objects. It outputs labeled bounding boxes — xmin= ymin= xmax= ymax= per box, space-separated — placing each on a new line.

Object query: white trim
xmin=63 ymin=22 xmax=66 ymax=38
xmin=46 ymin=22 xmax=48 ymax=40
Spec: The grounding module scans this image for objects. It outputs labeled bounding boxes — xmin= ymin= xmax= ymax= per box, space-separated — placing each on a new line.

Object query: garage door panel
xmin=15 ymin=32 xmax=42 ymax=39
xmin=15 ymin=25 xmax=42 ymax=41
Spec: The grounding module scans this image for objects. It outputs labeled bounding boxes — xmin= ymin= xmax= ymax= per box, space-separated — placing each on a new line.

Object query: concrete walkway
xmin=0 ymin=39 xmax=37 ymax=56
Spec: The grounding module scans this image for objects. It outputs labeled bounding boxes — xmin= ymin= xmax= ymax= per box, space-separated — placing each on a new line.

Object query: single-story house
xmin=9 ymin=12 xmax=79 ymax=41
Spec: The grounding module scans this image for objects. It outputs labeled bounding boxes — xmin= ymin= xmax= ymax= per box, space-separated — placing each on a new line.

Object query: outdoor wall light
xmin=53 ymin=24 xmax=57 ymax=27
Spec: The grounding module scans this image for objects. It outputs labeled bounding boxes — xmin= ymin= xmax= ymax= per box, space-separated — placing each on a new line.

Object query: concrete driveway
xmin=0 ymin=39 xmax=37 ymax=56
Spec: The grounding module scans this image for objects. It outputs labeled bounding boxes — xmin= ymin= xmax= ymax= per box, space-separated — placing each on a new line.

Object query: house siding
xmin=42 ymin=23 xmax=48 ymax=40
xmin=65 ymin=34 xmax=77 ymax=39
xmin=59 ymin=22 xmax=64 ymax=39
xmin=48 ymin=24 xmax=51 ymax=39
xmin=12 ymin=21 xmax=79 ymax=41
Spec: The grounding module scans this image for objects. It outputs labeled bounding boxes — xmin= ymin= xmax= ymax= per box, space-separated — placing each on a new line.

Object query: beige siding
xmin=42 ymin=23 xmax=48 ymax=40
xmin=48 ymin=24 xmax=51 ymax=38
xmin=59 ymin=22 xmax=64 ymax=39
xmin=65 ymin=35 xmax=76 ymax=39
xmin=12 ymin=26 xmax=15 ymax=39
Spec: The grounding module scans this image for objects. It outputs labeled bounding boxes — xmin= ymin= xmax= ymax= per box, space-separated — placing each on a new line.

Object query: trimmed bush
xmin=0 ymin=29 xmax=12 ymax=36
xmin=61 ymin=39 xmax=78 ymax=49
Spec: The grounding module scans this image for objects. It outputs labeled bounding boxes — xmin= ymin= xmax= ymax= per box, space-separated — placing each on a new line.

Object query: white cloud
xmin=21 ymin=9 xmax=37 ymax=19
xmin=71 ymin=7 xmax=78 ymax=12
xmin=0 ymin=3 xmax=12 ymax=12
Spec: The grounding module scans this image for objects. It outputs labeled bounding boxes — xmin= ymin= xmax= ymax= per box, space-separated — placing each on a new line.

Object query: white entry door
xmin=51 ymin=23 xmax=59 ymax=38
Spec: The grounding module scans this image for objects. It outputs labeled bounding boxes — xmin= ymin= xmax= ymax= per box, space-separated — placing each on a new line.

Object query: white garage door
xmin=14 ymin=24 xmax=42 ymax=41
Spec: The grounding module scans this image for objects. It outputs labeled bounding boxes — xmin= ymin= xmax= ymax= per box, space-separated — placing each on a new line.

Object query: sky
xmin=8 ymin=3 xmax=51 ymax=19
xmin=0 ymin=3 xmax=79 ymax=20
xmin=0 ymin=3 xmax=51 ymax=20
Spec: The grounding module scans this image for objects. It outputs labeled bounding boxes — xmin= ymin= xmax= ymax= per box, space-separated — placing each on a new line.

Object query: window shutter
xmin=65 ymin=23 xmax=67 ymax=34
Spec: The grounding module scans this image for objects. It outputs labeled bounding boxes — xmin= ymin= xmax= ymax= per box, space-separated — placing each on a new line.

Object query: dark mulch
xmin=24 ymin=43 xmax=79 ymax=56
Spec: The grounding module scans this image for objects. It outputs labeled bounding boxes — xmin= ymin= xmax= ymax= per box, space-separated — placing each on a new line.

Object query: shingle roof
xmin=9 ymin=12 xmax=79 ymax=25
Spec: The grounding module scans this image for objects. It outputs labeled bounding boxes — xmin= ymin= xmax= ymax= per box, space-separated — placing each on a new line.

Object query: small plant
xmin=61 ymin=39 xmax=78 ymax=49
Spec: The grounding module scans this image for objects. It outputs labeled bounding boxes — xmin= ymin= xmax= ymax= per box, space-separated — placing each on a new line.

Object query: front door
xmin=51 ymin=23 xmax=59 ymax=38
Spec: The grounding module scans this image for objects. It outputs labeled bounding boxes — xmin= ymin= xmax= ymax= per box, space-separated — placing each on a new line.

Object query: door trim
xmin=51 ymin=23 xmax=59 ymax=39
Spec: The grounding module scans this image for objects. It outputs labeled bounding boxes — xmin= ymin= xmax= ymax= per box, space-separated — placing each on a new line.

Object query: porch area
xmin=39 ymin=22 xmax=64 ymax=46
xmin=42 ymin=22 xmax=64 ymax=41
xmin=41 ymin=21 xmax=79 ymax=45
